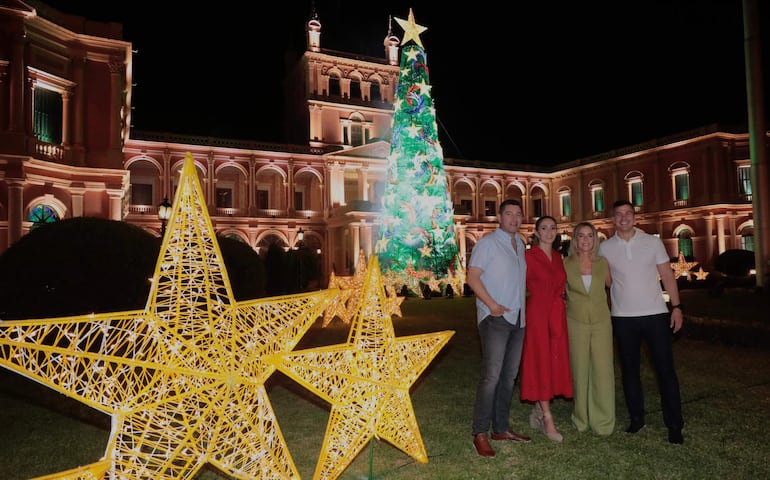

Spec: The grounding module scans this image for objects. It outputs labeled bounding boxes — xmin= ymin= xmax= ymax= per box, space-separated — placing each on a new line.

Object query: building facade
xmin=0 ymin=2 xmax=761 ymax=285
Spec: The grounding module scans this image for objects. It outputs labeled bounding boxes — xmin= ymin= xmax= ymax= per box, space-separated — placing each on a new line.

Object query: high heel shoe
xmin=529 ymin=403 xmax=543 ymax=429
xmin=540 ymin=411 xmax=563 ymax=443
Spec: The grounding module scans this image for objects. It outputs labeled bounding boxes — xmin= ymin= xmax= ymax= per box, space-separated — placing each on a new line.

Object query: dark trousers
xmin=612 ymin=313 xmax=683 ymax=431
xmin=472 ymin=314 xmax=525 ymax=435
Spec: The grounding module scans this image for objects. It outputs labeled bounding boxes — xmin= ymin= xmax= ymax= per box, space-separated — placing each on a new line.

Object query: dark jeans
xmin=472 ymin=314 xmax=525 ymax=435
xmin=612 ymin=313 xmax=684 ymax=431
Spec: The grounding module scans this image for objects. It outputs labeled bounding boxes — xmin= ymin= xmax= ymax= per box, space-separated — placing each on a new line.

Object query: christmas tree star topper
xmin=394 ymin=8 xmax=427 ymax=48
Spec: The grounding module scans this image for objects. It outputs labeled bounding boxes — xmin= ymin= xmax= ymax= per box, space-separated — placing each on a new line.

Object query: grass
xmin=1 ymin=293 xmax=770 ymax=479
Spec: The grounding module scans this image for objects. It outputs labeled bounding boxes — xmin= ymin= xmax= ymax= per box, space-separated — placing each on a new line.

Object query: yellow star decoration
xmin=394 ymin=8 xmax=427 ymax=48
xmin=670 ymin=251 xmax=699 ymax=280
xmin=384 ymin=285 xmax=405 ymax=318
xmin=322 ymin=249 xmax=368 ymax=327
xmin=694 ymin=267 xmax=709 ymax=281
xmin=264 ymin=255 xmax=454 ymax=480
xmin=0 ymin=153 xmax=337 ymax=480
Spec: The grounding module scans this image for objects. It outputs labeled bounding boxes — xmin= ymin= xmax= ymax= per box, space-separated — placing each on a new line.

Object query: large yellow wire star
xmin=265 ymin=255 xmax=454 ymax=480
xmin=0 ymin=153 xmax=337 ymax=480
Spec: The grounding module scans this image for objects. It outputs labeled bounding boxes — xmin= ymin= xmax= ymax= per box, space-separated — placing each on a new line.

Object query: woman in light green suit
xmin=563 ymin=222 xmax=615 ymax=436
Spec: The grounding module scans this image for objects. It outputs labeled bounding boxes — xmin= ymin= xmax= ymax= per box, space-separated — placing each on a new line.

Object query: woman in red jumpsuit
xmin=520 ymin=215 xmax=573 ymax=442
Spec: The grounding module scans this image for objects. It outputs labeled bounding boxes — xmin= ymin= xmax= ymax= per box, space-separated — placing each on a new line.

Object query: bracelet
xmin=671 ymin=304 xmax=683 ymax=311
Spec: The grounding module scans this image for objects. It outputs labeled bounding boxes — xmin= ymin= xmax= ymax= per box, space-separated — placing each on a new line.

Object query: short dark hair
xmin=499 ymin=199 xmax=522 ymax=214
xmin=612 ymin=199 xmax=633 ymax=210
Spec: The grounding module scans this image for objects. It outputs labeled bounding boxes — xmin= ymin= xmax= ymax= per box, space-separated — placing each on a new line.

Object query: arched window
xmin=557 ymin=187 xmax=571 ymax=218
xmin=624 ymin=170 xmax=644 ymax=211
xmin=370 ymin=80 xmax=381 ymax=102
xmin=350 ymin=77 xmax=361 ymax=100
xmin=29 ymin=204 xmax=59 ymax=229
xmin=669 ymin=162 xmax=690 ymax=207
xmin=677 ymin=229 xmax=693 ymax=259
xmin=740 ymin=226 xmax=754 ymax=251
xmin=328 ymin=75 xmax=341 ymax=97
xmin=588 ymin=179 xmax=605 ymax=217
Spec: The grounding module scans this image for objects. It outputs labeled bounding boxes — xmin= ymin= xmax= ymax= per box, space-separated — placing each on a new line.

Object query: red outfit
xmin=520 ymin=246 xmax=573 ymax=401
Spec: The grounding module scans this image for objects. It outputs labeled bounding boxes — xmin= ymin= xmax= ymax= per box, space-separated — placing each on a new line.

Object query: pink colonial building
xmin=0 ymin=2 xmax=763 ymax=284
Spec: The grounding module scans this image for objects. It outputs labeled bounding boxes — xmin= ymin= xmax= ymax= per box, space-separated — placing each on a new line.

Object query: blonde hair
xmin=568 ymin=222 xmax=600 ymax=258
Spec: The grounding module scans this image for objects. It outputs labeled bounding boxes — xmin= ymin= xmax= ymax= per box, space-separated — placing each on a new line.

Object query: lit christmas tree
xmin=376 ymin=9 xmax=464 ymax=296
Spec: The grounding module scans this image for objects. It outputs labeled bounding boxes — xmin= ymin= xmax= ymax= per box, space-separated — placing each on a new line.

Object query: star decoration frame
xmin=322 ymin=249 xmax=403 ymax=327
xmin=671 ymin=251 xmax=699 ymax=280
xmin=0 ymin=153 xmax=337 ymax=480
xmin=265 ymin=255 xmax=454 ymax=480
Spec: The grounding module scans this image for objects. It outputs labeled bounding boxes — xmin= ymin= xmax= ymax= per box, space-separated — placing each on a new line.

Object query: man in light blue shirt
xmin=467 ymin=199 xmax=530 ymax=457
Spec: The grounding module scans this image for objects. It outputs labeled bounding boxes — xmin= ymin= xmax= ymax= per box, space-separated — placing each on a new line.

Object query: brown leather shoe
xmin=491 ymin=430 xmax=532 ymax=443
xmin=473 ymin=433 xmax=495 ymax=457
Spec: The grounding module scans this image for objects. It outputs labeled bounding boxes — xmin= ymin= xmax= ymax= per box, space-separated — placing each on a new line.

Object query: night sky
xmin=41 ymin=1 xmax=770 ymax=166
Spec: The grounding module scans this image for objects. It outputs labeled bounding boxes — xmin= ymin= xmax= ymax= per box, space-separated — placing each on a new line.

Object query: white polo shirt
xmin=599 ymin=227 xmax=670 ymax=317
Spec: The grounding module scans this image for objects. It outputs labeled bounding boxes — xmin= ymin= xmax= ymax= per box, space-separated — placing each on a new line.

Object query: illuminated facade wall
xmin=0 ymin=3 xmax=759 ymax=282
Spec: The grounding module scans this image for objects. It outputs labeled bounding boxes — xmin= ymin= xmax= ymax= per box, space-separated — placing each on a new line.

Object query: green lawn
xmin=1 ymin=293 xmax=769 ymax=479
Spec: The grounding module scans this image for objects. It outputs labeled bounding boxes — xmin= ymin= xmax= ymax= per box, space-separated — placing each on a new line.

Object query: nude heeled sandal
xmin=541 ymin=411 xmax=564 ymax=443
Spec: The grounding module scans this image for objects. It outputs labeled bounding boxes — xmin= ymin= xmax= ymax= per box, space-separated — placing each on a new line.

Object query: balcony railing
xmin=673 ymin=199 xmax=689 ymax=208
xmin=35 ymin=140 xmax=64 ymax=162
xmin=129 ymin=205 xmax=158 ymax=215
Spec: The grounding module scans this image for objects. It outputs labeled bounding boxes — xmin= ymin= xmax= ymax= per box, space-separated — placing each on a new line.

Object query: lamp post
xmin=157 ymin=197 xmax=172 ymax=237
xmin=296 ymin=228 xmax=305 ymax=292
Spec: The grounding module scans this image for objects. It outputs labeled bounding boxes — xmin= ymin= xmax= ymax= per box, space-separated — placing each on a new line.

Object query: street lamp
xmin=296 ymin=227 xmax=305 ymax=291
xmin=157 ymin=197 xmax=172 ymax=237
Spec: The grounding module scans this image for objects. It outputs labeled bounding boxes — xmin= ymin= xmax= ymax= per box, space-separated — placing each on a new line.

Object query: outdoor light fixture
xmin=157 ymin=197 xmax=172 ymax=237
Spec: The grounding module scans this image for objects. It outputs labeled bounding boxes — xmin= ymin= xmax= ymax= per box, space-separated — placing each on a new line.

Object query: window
xmin=670 ymin=162 xmax=690 ymax=207
xmin=34 ymin=88 xmax=63 ymax=144
xmin=350 ymin=78 xmax=361 ymax=100
xmin=371 ymin=81 xmax=381 ymax=102
xmin=741 ymin=227 xmax=754 ymax=251
xmin=131 ymin=183 xmax=153 ymax=205
xmin=631 ymin=182 xmax=643 ymax=207
xmin=589 ymin=180 xmax=604 ymax=215
xmin=216 ymin=188 xmax=232 ymax=208
xmin=257 ymin=190 xmax=269 ymax=209
xmin=674 ymin=174 xmax=689 ymax=201
xmin=29 ymin=204 xmax=59 ymax=229
xmin=532 ymin=198 xmax=543 ymax=219
xmin=738 ymin=165 xmax=752 ymax=201
xmin=484 ymin=200 xmax=496 ymax=216
xmin=460 ymin=199 xmax=473 ymax=215
xmin=328 ymin=75 xmax=341 ymax=97
xmin=342 ymin=113 xmax=368 ymax=147
xmin=294 ymin=191 xmax=304 ymax=210
xmin=558 ymin=189 xmax=571 ymax=217
xmin=677 ymin=230 xmax=693 ymax=259
xmin=351 ymin=122 xmax=363 ymax=146
xmin=625 ymin=171 xmax=644 ymax=210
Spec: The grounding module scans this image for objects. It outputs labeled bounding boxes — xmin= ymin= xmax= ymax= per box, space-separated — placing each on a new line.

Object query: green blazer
xmin=564 ymin=256 xmax=611 ymax=325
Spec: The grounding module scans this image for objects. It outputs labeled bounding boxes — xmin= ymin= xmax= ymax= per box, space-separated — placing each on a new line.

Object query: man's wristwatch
xmin=671 ymin=304 xmax=683 ymax=311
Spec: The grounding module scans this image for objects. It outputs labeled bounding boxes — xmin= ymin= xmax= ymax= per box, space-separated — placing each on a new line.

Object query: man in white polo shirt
xmin=599 ymin=200 xmax=685 ymax=444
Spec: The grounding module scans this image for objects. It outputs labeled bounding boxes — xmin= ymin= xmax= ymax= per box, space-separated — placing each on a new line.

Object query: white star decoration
xmin=395 ymin=8 xmax=428 ymax=48
xmin=265 ymin=255 xmax=454 ymax=480
xmin=0 ymin=153 xmax=337 ymax=480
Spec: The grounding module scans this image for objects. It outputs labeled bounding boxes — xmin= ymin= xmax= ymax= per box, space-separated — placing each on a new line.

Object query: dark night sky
xmin=42 ymin=1 xmax=770 ymax=166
